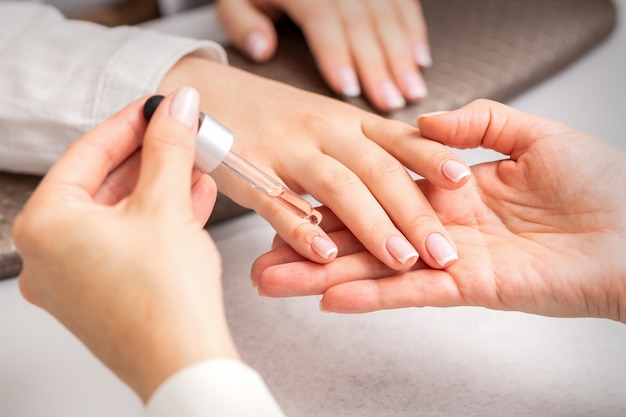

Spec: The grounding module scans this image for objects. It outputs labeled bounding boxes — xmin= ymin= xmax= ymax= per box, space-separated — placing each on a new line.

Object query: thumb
xmin=216 ymin=0 xmax=277 ymax=62
xmin=133 ymin=87 xmax=199 ymax=213
xmin=417 ymin=99 xmax=563 ymax=159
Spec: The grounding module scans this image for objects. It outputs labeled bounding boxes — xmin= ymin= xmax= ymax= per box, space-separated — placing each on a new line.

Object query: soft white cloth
xmin=146 ymin=359 xmax=286 ymax=417
xmin=0 ymin=2 xmax=224 ymax=175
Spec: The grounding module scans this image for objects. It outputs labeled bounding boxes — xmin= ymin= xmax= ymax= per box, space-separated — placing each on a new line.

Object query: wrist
xmin=114 ymin=312 xmax=240 ymax=403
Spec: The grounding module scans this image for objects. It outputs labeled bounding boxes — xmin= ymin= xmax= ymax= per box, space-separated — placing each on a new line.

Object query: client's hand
xmin=216 ymin=0 xmax=430 ymax=111
xmin=13 ymin=88 xmax=239 ymax=402
xmin=159 ymin=58 xmax=468 ymax=272
xmin=252 ymin=99 xmax=626 ymax=324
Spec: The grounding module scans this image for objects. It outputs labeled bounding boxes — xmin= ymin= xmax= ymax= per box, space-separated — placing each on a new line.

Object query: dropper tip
xmin=308 ymin=209 xmax=323 ymax=226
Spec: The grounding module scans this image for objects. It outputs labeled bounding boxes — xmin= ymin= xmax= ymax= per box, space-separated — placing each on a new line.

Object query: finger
xmin=311 ymin=123 xmax=459 ymax=269
xmin=216 ymin=0 xmax=278 ymax=62
xmin=417 ymin=99 xmax=564 ymax=159
xmin=269 ymin=205 xmax=353 ymax=252
xmin=394 ymin=0 xmax=431 ymax=67
xmin=133 ymin=87 xmax=199 ymax=213
xmin=367 ymin=0 xmax=427 ymax=102
xmin=285 ymin=0 xmax=360 ymax=98
xmin=335 ymin=0 xmax=406 ymax=111
xmin=320 ymin=268 xmax=462 ymax=313
xmin=256 ymin=248 xmax=395 ymax=298
xmin=362 ymin=116 xmax=471 ymax=188
xmin=276 ymin=149 xmax=424 ymax=270
xmin=253 ymin=226 xmax=367 ymax=288
xmin=38 ymin=97 xmax=146 ymax=200
xmin=190 ymin=172 xmax=218 ymax=225
xmin=94 ymin=150 xmax=141 ymax=205
xmin=214 ymin=160 xmax=340 ymax=264
xmin=253 ymin=192 xmax=340 ymax=264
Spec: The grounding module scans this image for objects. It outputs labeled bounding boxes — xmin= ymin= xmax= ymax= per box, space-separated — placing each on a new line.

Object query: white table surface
xmin=1 ymin=2 xmax=625 ymax=416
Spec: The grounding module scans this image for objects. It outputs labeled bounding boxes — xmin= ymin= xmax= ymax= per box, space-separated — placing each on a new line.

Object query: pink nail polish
xmin=426 ymin=233 xmax=458 ymax=267
xmin=246 ymin=31 xmax=269 ymax=61
xmin=414 ymin=44 xmax=432 ymax=67
xmin=170 ymin=86 xmax=199 ymax=129
xmin=442 ymin=160 xmax=471 ymax=183
xmin=381 ymin=81 xmax=406 ymax=110
xmin=418 ymin=111 xmax=449 ymax=119
xmin=311 ymin=236 xmax=338 ymax=259
xmin=403 ymin=72 xmax=428 ymax=101
xmin=338 ymin=66 xmax=361 ymax=97
xmin=386 ymin=236 xmax=419 ymax=264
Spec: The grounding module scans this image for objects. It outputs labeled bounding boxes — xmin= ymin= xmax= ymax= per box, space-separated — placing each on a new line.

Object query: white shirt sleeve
xmin=0 ymin=2 xmax=227 ymax=175
xmin=145 ymin=359 xmax=287 ymax=417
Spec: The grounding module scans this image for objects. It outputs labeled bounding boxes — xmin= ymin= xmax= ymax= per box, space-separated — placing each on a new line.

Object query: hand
xmin=252 ymin=99 xmax=626 ymax=324
xmin=159 ymin=57 xmax=471 ymax=272
xmin=13 ymin=88 xmax=239 ymax=402
xmin=216 ymin=0 xmax=431 ymax=111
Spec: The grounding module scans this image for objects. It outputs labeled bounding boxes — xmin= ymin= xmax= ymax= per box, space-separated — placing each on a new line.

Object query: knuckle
xmin=319 ymin=167 xmax=361 ymax=196
xmin=343 ymin=10 xmax=371 ymax=31
xmin=366 ymin=157 xmax=406 ymax=181
xmin=410 ymin=212 xmax=436 ymax=233
xmin=366 ymin=218 xmax=393 ymax=237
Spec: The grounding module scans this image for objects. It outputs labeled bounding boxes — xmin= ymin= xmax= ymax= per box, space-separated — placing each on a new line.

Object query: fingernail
xmin=426 ymin=233 xmax=458 ymax=267
xmin=386 ymin=236 xmax=419 ymax=264
xmin=442 ymin=160 xmax=471 ymax=183
xmin=381 ymin=81 xmax=406 ymax=109
xmin=170 ymin=86 xmax=199 ymax=129
xmin=338 ymin=66 xmax=361 ymax=97
xmin=381 ymin=81 xmax=406 ymax=110
xmin=311 ymin=236 xmax=338 ymax=260
xmin=319 ymin=299 xmax=329 ymax=313
xmin=414 ymin=44 xmax=432 ymax=67
xmin=418 ymin=110 xmax=448 ymax=119
xmin=246 ymin=30 xmax=269 ymax=61
xmin=403 ymin=71 xmax=428 ymax=101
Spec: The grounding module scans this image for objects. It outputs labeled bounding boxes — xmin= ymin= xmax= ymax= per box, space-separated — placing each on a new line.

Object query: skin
xmin=13 ymin=89 xmax=239 ymax=403
xmin=252 ymin=99 xmax=626 ymax=323
xmin=157 ymin=56 xmax=470 ymax=271
xmin=216 ymin=0 xmax=431 ymax=111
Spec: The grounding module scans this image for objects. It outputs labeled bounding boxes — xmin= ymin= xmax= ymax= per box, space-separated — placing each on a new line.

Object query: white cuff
xmin=145 ymin=359 xmax=286 ymax=417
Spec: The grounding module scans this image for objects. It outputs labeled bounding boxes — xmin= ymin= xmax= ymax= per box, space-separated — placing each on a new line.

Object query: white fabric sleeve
xmin=145 ymin=359 xmax=287 ymax=417
xmin=0 ymin=2 xmax=226 ymax=175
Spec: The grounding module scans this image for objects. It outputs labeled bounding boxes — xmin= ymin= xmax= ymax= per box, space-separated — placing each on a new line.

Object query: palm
xmin=389 ymin=133 xmax=625 ymax=318
xmin=253 ymin=131 xmax=626 ymax=320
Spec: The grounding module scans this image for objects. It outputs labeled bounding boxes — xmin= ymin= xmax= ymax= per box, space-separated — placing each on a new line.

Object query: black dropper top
xmin=143 ymin=95 xmax=165 ymax=121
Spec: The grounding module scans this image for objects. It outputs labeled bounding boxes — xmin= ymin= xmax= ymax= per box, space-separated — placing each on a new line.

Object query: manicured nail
xmin=338 ymin=66 xmax=361 ymax=97
xmin=403 ymin=71 xmax=428 ymax=101
xmin=418 ymin=110 xmax=448 ymax=119
xmin=442 ymin=160 xmax=471 ymax=183
xmin=381 ymin=81 xmax=406 ymax=109
xmin=414 ymin=44 xmax=432 ymax=67
xmin=319 ymin=299 xmax=329 ymax=313
xmin=386 ymin=236 xmax=419 ymax=264
xmin=170 ymin=86 xmax=199 ymax=129
xmin=426 ymin=233 xmax=458 ymax=267
xmin=245 ymin=30 xmax=269 ymax=61
xmin=311 ymin=236 xmax=338 ymax=259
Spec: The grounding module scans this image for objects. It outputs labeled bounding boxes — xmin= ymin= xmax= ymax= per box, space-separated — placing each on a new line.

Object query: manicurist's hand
xmin=216 ymin=0 xmax=431 ymax=111
xmin=159 ymin=57 xmax=470 ymax=272
xmin=252 ymin=99 xmax=626 ymax=324
xmin=14 ymin=88 xmax=239 ymax=403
